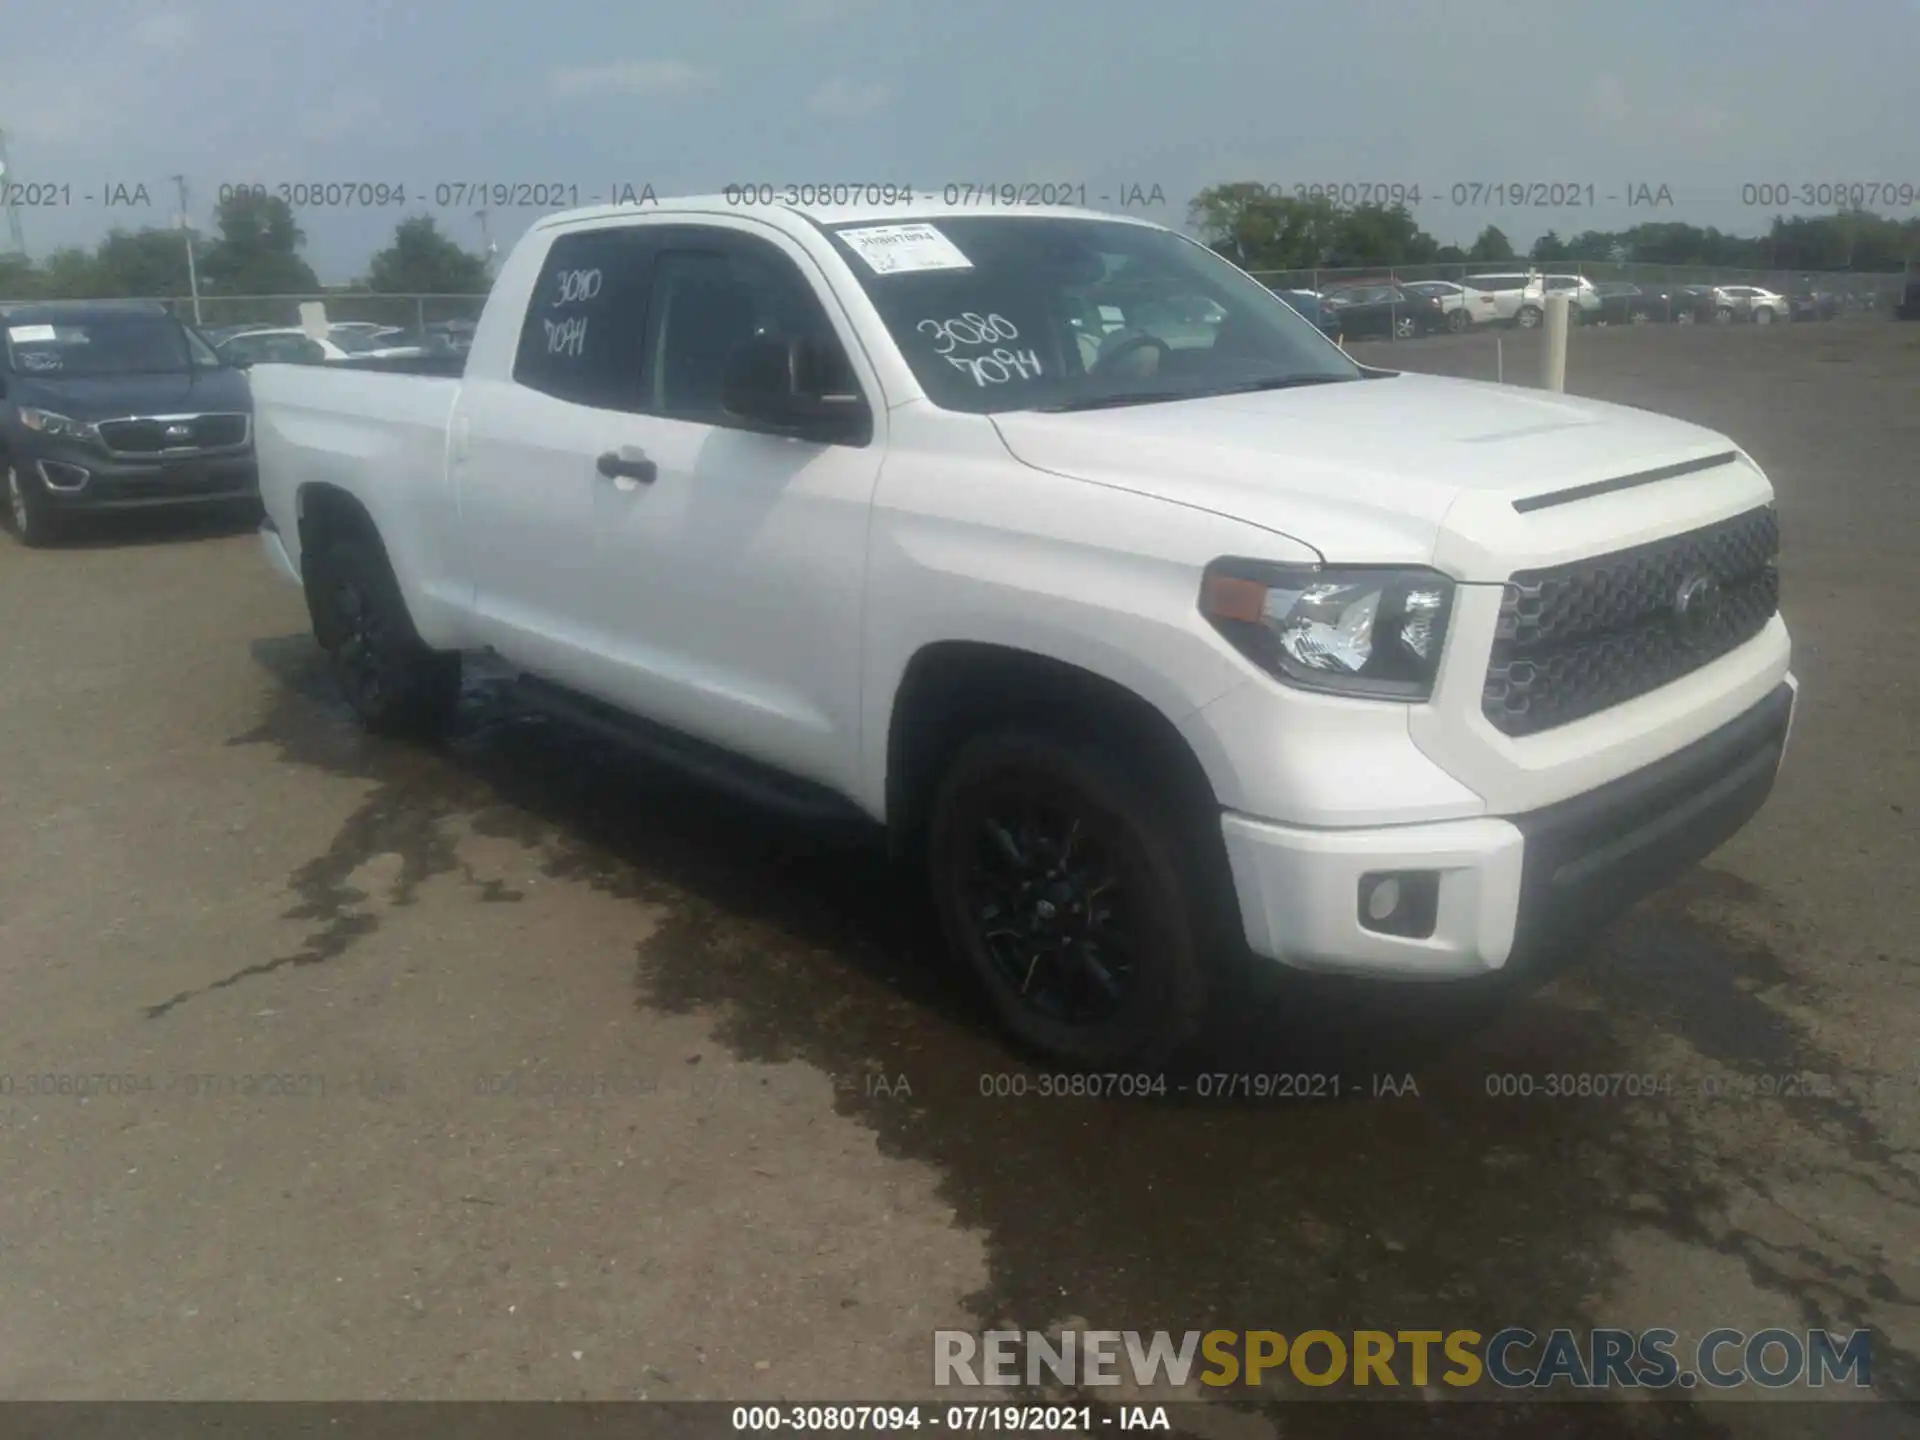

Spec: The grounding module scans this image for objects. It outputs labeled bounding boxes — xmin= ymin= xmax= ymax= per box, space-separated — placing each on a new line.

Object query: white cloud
xmin=299 ymin=90 xmax=384 ymax=144
xmin=805 ymin=76 xmax=895 ymax=118
xmin=0 ymin=5 xmax=197 ymax=144
xmin=782 ymin=0 xmax=882 ymax=25
xmin=1588 ymin=75 xmax=1631 ymax=129
xmin=547 ymin=60 xmax=717 ymax=101
xmin=130 ymin=7 xmax=194 ymax=53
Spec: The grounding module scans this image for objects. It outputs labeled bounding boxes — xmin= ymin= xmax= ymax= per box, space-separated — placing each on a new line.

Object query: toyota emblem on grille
xmin=164 ymin=423 xmax=193 ymax=439
xmin=1672 ymin=571 xmax=1723 ymax=645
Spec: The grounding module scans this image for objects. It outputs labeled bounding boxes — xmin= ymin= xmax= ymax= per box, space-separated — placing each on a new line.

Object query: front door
xmin=584 ymin=223 xmax=886 ymax=797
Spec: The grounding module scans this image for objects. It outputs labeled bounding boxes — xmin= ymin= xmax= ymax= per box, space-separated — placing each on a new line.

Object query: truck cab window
xmin=513 ymin=227 xmax=651 ymax=410
xmin=645 ymin=243 xmax=857 ymax=423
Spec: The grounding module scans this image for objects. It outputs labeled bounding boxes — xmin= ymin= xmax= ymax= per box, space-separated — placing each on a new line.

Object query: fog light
xmin=37 ymin=460 xmax=89 ymax=492
xmin=1366 ymin=877 xmax=1400 ymax=922
xmin=1358 ymin=871 xmax=1440 ymax=939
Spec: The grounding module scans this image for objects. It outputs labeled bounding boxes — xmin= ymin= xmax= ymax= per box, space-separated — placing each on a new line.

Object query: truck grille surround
xmin=1482 ymin=505 xmax=1780 ymax=737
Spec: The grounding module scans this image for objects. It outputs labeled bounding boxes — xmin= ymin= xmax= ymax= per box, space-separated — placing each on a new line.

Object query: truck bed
xmin=249 ymin=361 xmax=466 ymax=624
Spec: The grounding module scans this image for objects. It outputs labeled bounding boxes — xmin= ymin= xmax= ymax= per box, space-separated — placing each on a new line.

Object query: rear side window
xmin=513 ymin=227 xmax=652 ymax=410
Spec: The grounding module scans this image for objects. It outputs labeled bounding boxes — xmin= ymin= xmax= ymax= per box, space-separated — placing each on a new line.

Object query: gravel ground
xmin=0 ymin=318 xmax=1915 ymax=1438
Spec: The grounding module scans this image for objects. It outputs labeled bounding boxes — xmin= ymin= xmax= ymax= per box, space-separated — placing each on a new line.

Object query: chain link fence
xmin=0 ymin=292 xmax=494 ymax=332
xmin=1250 ymin=262 xmax=1909 ymax=311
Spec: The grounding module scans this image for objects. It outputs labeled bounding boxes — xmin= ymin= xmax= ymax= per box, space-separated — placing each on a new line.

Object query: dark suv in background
xmin=1 ymin=302 xmax=257 ymax=547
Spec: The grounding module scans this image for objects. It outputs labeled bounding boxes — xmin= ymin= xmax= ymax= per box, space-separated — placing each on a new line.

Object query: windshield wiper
xmin=1031 ymin=374 xmax=1361 ymax=413
xmin=1030 ymin=390 xmax=1194 ymax=413
xmin=1203 ymin=374 xmax=1361 ymax=395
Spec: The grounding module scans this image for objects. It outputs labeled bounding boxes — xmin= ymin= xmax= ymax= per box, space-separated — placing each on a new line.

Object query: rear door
xmin=453 ymin=221 xmax=654 ymax=689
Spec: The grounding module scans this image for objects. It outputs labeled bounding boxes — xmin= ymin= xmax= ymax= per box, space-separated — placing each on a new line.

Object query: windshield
xmin=823 ymin=215 xmax=1358 ymax=414
xmin=4 ymin=315 xmax=212 ymax=376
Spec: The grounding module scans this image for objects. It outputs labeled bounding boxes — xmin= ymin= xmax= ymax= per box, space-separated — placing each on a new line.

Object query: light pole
xmin=474 ymin=208 xmax=497 ymax=276
xmin=171 ymin=174 xmax=202 ymax=324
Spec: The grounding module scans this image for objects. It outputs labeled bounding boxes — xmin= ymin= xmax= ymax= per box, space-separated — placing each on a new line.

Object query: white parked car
xmin=214 ymin=327 xmax=351 ymax=366
xmin=1710 ymin=286 xmax=1791 ymax=325
xmin=1459 ymin=273 xmax=1537 ymax=326
xmin=249 ymin=196 xmax=1796 ymax=1068
xmin=1462 ymin=273 xmax=1600 ymax=328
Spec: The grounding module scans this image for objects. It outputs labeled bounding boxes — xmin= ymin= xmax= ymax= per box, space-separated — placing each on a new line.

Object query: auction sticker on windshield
xmin=836 ymin=223 xmax=973 ymax=275
xmin=7 ymin=325 xmax=58 ymax=343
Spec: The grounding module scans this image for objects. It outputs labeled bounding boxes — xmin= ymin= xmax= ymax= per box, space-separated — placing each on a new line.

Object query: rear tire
xmin=4 ymin=462 xmax=63 ymax=548
xmin=1515 ymin=305 xmax=1542 ymax=329
xmin=1446 ymin=308 xmax=1470 ymax=334
xmin=927 ymin=728 xmax=1214 ymax=1070
xmin=304 ymin=533 xmax=460 ymax=739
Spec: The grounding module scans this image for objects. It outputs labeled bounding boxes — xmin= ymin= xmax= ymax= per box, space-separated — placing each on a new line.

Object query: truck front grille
xmin=1482 ymin=505 xmax=1780 ymax=737
xmin=98 ymin=413 xmax=250 ymax=454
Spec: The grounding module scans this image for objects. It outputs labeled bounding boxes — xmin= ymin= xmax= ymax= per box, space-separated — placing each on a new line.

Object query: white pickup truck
xmin=251 ymin=196 xmax=1795 ymax=1068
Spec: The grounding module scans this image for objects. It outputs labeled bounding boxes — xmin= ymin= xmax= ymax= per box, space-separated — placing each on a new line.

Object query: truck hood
xmin=6 ymin=367 xmax=251 ymax=420
xmin=988 ymin=371 xmax=1755 ymax=573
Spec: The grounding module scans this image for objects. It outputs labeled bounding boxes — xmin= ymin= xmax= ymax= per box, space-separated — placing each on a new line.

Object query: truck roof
xmin=530 ymin=193 xmax=1164 ymax=235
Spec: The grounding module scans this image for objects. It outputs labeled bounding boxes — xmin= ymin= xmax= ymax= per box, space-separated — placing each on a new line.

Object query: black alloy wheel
xmin=307 ymin=535 xmax=460 ymax=738
xmin=928 ymin=730 xmax=1210 ymax=1068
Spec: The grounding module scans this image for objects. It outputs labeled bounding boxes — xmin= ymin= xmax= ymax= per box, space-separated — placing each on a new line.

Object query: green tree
xmin=197 ymin=190 xmax=320 ymax=296
xmin=366 ymin=216 xmax=491 ymax=296
xmin=1326 ymin=204 xmax=1439 ymax=267
xmin=1187 ymin=184 xmax=1342 ymax=270
xmin=91 ymin=227 xmax=193 ymax=297
xmin=0 ymin=252 xmax=39 ymax=297
xmin=36 ymin=246 xmax=105 ymax=298
xmin=1467 ymin=226 xmax=1514 ymax=262
xmin=1530 ymin=230 xmax=1569 ymax=262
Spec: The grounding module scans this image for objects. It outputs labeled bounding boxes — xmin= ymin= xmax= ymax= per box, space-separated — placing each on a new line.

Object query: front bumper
xmin=19 ymin=441 xmax=257 ymax=511
xmin=1220 ymin=679 xmax=1795 ymax=979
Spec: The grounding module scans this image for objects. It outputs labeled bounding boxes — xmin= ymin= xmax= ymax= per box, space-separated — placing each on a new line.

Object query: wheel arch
xmin=882 ymin=640 xmax=1227 ymax=865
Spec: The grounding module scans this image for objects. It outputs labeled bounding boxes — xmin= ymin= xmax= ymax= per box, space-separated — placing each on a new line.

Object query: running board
xmin=510 ymin=674 xmax=876 ymax=831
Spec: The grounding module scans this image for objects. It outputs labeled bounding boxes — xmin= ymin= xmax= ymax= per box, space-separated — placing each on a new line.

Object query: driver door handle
xmin=597 ymin=449 xmax=656 ymax=489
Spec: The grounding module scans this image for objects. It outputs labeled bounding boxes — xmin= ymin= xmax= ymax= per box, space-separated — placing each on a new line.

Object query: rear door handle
xmin=596 ymin=449 xmax=657 ymax=489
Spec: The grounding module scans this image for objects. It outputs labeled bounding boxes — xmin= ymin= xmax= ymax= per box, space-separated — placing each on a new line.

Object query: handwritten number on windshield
xmin=917 ymin=311 xmax=1018 ymax=354
xmin=917 ymin=312 xmax=1041 ymax=385
xmin=946 ymin=348 xmax=1043 ymax=386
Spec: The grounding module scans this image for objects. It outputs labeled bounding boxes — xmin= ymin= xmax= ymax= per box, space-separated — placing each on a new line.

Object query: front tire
xmin=304 ymin=534 xmax=460 ymax=739
xmin=1515 ymin=305 xmax=1542 ymax=329
xmin=927 ymin=729 xmax=1212 ymax=1070
xmin=4 ymin=462 xmax=62 ymax=548
xmin=1753 ymin=307 xmax=1774 ymax=325
xmin=1446 ymin=308 xmax=1470 ymax=334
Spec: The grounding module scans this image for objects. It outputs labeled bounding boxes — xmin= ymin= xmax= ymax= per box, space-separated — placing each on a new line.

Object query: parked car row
xmin=202 ymin=318 xmax=475 ymax=368
xmin=1272 ymin=270 xmax=1885 ymax=340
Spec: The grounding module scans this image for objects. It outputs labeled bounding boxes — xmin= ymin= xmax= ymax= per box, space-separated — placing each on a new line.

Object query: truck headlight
xmin=17 ymin=407 xmax=99 ymax=443
xmin=1199 ymin=561 xmax=1456 ymax=700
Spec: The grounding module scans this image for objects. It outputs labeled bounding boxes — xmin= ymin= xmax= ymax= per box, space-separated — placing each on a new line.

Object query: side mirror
xmin=721 ymin=337 xmax=871 ymax=443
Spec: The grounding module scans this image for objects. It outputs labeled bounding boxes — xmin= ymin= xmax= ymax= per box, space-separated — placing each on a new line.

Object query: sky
xmin=2 ymin=0 xmax=1916 ymax=284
